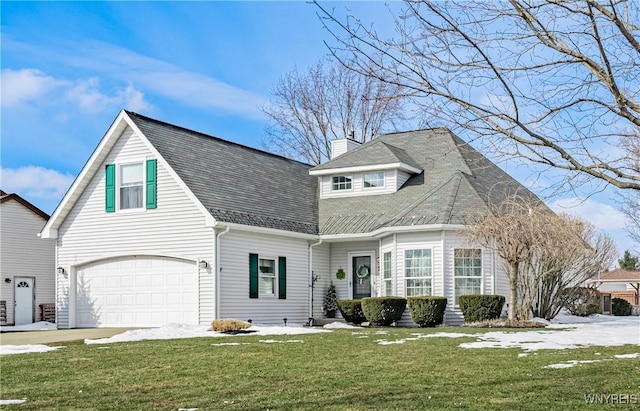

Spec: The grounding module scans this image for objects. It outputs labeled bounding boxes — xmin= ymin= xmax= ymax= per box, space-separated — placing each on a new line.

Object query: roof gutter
xmin=319 ymin=224 xmax=467 ymax=241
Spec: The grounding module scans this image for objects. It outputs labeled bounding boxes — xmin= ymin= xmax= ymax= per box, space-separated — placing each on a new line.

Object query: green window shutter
xmin=249 ymin=253 xmax=259 ymax=298
xmin=278 ymin=256 xmax=286 ymax=299
xmin=105 ymin=164 xmax=116 ymax=213
xmin=145 ymin=159 xmax=157 ymax=209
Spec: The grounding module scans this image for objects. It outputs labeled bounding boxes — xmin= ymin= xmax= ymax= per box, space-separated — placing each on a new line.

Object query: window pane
xmin=259 ymin=277 xmax=275 ymax=294
xmin=455 ymin=277 xmax=482 ymax=303
xmin=406 ymin=279 xmax=431 ymax=296
xmin=332 ymin=176 xmax=352 ymax=190
xmin=383 ymin=251 xmax=392 ymax=279
xmin=384 ymin=280 xmax=393 ymax=296
xmin=120 ymin=186 xmax=143 ymax=209
xmin=364 ymin=172 xmax=384 ymax=188
xmin=454 ymin=248 xmax=482 ymax=277
xmin=404 ymin=249 xmax=431 ymax=277
xmin=121 ymin=163 xmax=143 ymax=185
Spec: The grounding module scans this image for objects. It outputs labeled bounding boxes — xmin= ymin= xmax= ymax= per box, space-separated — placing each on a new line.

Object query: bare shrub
xmin=211 ymin=319 xmax=252 ymax=333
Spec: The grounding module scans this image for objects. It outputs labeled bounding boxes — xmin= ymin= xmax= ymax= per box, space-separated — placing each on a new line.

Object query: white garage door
xmin=76 ymin=256 xmax=198 ymax=327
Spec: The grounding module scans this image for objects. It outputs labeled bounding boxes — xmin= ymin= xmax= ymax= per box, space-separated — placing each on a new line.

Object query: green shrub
xmin=408 ymin=296 xmax=447 ymax=327
xmin=337 ymin=299 xmax=367 ymax=324
xmin=458 ymin=295 xmax=505 ymax=323
xmin=562 ymin=287 xmax=601 ymax=316
xmin=612 ymin=298 xmax=632 ymax=316
xmin=361 ymin=297 xmax=407 ymax=326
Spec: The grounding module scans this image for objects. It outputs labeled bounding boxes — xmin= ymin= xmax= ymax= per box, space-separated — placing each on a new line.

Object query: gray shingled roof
xmin=127 ymin=111 xmax=318 ymax=234
xmin=312 ymin=139 xmax=421 ymax=171
xmin=318 ymin=128 xmax=541 ymax=235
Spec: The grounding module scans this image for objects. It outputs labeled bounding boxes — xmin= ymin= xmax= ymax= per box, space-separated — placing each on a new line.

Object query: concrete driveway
xmin=0 ymin=328 xmax=135 ymax=345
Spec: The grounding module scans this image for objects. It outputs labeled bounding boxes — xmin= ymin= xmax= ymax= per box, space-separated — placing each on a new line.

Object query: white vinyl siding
xmin=0 ymin=200 xmax=55 ymax=325
xmin=311 ymin=243 xmax=331 ymax=319
xmin=329 ymin=240 xmax=378 ymax=301
xmin=55 ymin=127 xmax=214 ymax=328
xmin=219 ymin=230 xmax=309 ymax=324
xmin=454 ymin=249 xmax=483 ymax=304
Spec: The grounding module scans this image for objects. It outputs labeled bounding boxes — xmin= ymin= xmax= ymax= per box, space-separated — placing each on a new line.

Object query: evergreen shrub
xmin=612 ymin=298 xmax=632 ymax=316
xmin=458 ymin=294 xmax=505 ymax=323
xmin=361 ymin=297 xmax=407 ymax=326
xmin=337 ymin=299 xmax=367 ymax=324
xmin=408 ymin=296 xmax=447 ymax=327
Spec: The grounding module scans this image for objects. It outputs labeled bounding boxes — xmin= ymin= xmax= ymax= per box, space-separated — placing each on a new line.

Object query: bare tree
xmin=466 ymin=195 xmax=614 ymax=320
xmin=466 ymin=196 xmax=554 ymax=320
xmin=261 ymin=57 xmax=408 ymax=165
xmin=317 ymin=0 xmax=640 ymax=191
xmin=619 ymin=135 xmax=640 ymax=244
xmin=530 ymin=216 xmax=616 ymax=320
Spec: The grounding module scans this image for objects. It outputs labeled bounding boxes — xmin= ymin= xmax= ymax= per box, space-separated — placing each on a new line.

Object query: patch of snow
xmin=357 ymin=336 xmax=369 ymax=339
xmin=375 ymin=332 xmax=474 ymax=345
xmin=0 ymin=344 xmax=61 ymax=356
xmin=544 ymin=360 xmax=601 ymax=369
xmin=614 ymin=353 xmax=639 ymax=359
xmin=0 ymin=399 xmax=27 ymax=405
xmin=0 ymin=321 xmax=57 ymax=332
xmin=259 ymin=339 xmax=303 ymax=344
xmin=84 ymin=323 xmax=330 ymax=345
xmin=374 ymin=331 xmax=389 ymax=335
xmin=377 ymin=339 xmax=406 ymax=345
xmin=323 ymin=322 xmax=361 ymax=329
xmin=518 ymin=353 xmax=528 ymax=358
xmin=211 ymin=342 xmax=250 ymax=346
xmin=459 ymin=316 xmax=640 ymax=352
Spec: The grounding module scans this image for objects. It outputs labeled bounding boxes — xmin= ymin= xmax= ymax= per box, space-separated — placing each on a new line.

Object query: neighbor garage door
xmin=76 ymin=256 xmax=198 ymax=327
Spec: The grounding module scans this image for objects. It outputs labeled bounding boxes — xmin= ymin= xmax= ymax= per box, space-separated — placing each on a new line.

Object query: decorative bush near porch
xmin=612 ymin=298 xmax=632 ymax=316
xmin=458 ymin=295 xmax=505 ymax=323
xmin=408 ymin=296 xmax=447 ymax=327
xmin=337 ymin=299 xmax=366 ymax=324
xmin=361 ymin=297 xmax=407 ymax=326
xmin=211 ymin=319 xmax=251 ymax=332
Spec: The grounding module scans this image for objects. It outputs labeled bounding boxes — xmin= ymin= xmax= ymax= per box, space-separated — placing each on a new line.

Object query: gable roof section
xmin=592 ymin=268 xmax=640 ymax=283
xmin=0 ymin=191 xmax=50 ymax=220
xmin=42 ymin=110 xmax=318 ymax=238
xmin=127 ymin=112 xmax=318 ymax=234
xmin=318 ymin=128 xmax=541 ymax=235
xmin=310 ymin=139 xmax=422 ymax=175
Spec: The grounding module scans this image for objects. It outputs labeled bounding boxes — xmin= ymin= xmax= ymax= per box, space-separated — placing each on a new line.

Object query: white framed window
xmin=383 ymin=251 xmax=393 ymax=296
xmin=119 ymin=162 xmax=144 ymax=210
xmin=454 ymin=249 xmax=482 ymax=304
xmin=259 ymin=258 xmax=276 ymax=296
xmin=332 ymin=175 xmax=352 ymax=191
xmin=364 ymin=172 xmax=385 ymax=189
xmin=404 ymin=249 xmax=432 ymax=296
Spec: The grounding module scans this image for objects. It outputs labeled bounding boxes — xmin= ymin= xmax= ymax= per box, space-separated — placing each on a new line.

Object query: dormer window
xmin=332 ymin=176 xmax=352 ymax=191
xmin=364 ymin=172 xmax=385 ymax=189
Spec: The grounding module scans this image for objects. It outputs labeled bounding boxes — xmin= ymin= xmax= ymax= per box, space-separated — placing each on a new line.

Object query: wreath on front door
xmin=356 ymin=264 xmax=370 ymax=284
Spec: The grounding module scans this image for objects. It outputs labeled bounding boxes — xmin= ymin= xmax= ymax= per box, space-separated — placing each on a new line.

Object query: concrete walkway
xmin=0 ymin=328 xmax=135 ymax=345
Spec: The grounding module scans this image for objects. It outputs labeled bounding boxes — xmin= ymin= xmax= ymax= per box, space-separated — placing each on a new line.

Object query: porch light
xmin=199 ymin=260 xmax=209 ymax=269
xmin=57 ymin=267 xmax=66 ymax=275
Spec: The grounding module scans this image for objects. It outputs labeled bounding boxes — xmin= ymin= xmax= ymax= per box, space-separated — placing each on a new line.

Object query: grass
xmin=1 ymin=327 xmax=639 ymax=410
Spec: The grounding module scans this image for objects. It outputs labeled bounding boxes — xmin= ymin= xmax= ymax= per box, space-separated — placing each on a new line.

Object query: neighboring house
xmin=41 ymin=110 xmax=540 ymax=328
xmin=588 ymin=269 xmax=640 ymax=306
xmin=0 ymin=191 xmax=55 ymax=325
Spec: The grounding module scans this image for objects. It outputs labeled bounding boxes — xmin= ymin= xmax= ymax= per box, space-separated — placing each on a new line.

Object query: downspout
xmin=309 ymin=238 xmax=323 ymax=323
xmin=215 ymin=226 xmax=230 ymax=320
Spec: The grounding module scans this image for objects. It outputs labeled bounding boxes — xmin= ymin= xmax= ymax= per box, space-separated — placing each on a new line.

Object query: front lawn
xmin=1 ymin=327 xmax=638 ymax=410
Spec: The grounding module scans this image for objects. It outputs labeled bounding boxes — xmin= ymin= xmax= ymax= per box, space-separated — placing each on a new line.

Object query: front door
xmin=352 ymin=255 xmax=372 ymax=299
xmin=14 ymin=277 xmax=34 ymax=325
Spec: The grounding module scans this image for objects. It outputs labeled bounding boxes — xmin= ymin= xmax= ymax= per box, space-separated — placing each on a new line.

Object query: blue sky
xmin=1 ymin=1 xmax=635 ymax=256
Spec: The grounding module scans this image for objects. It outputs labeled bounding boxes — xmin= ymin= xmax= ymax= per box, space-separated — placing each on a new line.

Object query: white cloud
xmin=0 ymin=166 xmax=74 ymax=202
xmin=65 ymin=78 xmax=151 ymax=113
xmin=0 ymin=68 xmax=66 ymax=108
xmin=549 ymin=197 xmax=627 ymax=231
